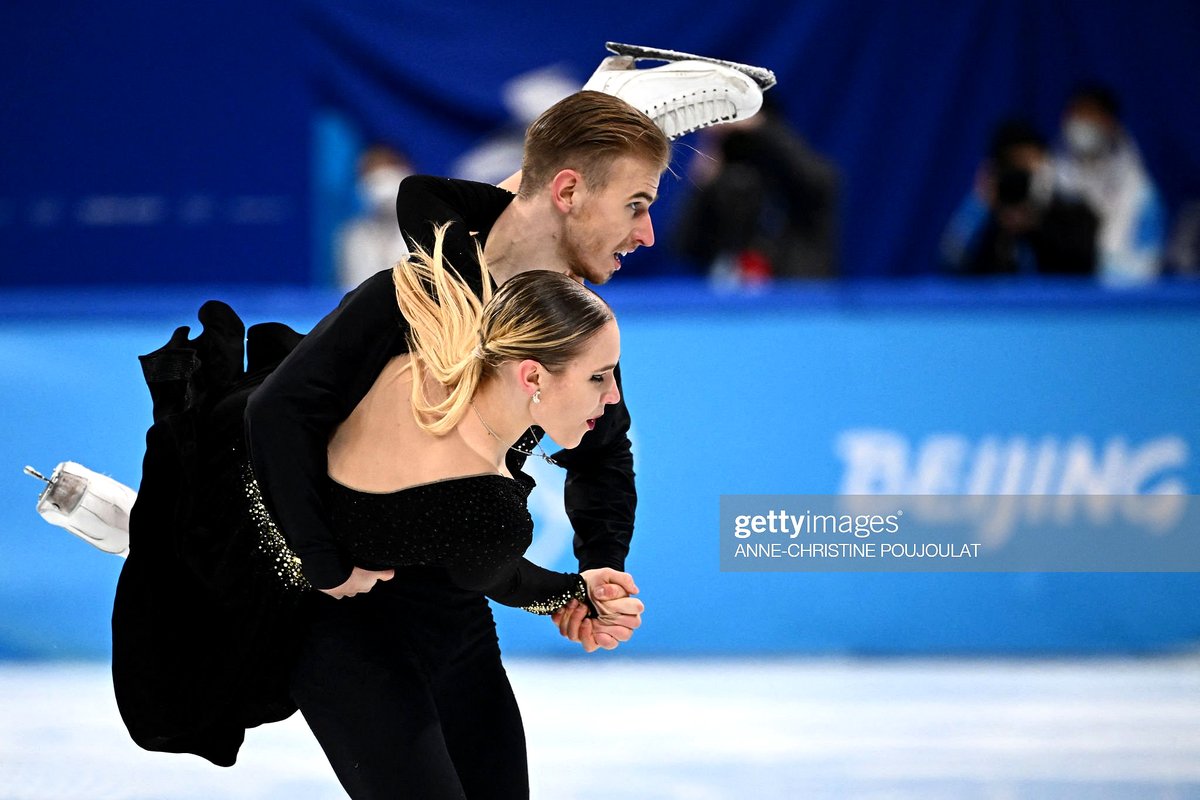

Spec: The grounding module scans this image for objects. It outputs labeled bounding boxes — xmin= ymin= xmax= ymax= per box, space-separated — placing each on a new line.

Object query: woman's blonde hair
xmin=392 ymin=223 xmax=614 ymax=435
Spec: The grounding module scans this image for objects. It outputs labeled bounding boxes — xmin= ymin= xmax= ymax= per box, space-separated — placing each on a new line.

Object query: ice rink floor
xmin=2 ymin=656 xmax=1199 ymax=799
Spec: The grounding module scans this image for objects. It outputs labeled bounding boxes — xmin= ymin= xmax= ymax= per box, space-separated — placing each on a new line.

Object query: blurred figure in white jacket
xmin=1053 ymin=83 xmax=1166 ymax=284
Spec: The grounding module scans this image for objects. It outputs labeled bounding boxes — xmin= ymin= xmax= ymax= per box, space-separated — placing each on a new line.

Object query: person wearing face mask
xmin=941 ymin=119 xmax=1099 ymax=276
xmin=335 ymin=145 xmax=413 ymax=289
xmin=1053 ymin=84 xmax=1167 ymax=284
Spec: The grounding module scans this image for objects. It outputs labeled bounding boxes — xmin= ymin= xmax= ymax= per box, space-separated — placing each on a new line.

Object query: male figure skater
xmin=34 ymin=45 xmax=773 ymax=651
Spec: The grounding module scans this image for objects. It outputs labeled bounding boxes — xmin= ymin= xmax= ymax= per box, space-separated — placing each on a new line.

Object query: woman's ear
xmin=516 ymin=359 xmax=544 ymax=398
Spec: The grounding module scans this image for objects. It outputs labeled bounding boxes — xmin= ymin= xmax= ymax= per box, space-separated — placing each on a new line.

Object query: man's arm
xmin=246 ymin=176 xmax=513 ymax=590
xmin=395 ymin=175 xmax=514 ymax=295
xmin=244 ymin=270 xmax=405 ymax=589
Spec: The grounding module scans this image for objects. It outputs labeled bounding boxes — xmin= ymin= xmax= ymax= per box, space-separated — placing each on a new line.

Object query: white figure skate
xmin=583 ymin=42 xmax=776 ymax=140
xmin=26 ymin=462 xmax=135 ymax=557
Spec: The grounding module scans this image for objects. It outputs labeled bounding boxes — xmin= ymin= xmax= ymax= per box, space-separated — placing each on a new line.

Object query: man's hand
xmin=552 ymin=600 xmax=643 ymax=652
xmin=550 ymin=569 xmax=643 ymax=651
xmin=319 ymin=566 xmax=394 ymax=599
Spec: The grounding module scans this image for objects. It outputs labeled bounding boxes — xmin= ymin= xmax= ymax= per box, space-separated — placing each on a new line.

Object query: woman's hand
xmin=319 ymin=566 xmax=395 ymax=599
xmin=554 ymin=568 xmax=643 ymax=651
xmin=582 ymin=567 xmax=642 ymax=623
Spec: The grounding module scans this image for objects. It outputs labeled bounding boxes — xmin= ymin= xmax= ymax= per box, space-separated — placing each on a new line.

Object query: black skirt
xmin=111 ymin=300 xmax=312 ymax=767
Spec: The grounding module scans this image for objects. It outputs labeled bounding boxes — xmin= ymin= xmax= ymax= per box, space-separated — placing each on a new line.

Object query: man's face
xmin=559 ymin=156 xmax=661 ymax=285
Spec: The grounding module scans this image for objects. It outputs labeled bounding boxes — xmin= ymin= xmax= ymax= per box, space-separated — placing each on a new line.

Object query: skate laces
xmin=649 ymin=87 xmax=742 ymax=139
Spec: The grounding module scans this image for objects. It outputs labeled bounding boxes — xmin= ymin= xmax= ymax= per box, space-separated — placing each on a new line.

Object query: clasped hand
xmin=551 ymin=567 xmax=643 ymax=653
xmin=319 ymin=566 xmax=394 ymax=599
xmin=318 ymin=566 xmax=644 ymax=653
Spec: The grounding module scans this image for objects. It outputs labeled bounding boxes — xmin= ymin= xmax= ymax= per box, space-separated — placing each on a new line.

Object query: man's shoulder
xmin=401 ymin=174 xmax=514 ymax=203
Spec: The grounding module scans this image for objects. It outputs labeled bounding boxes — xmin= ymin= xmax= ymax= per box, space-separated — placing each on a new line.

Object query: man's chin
xmin=584 ymin=265 xmax=618 ymax=286
xmin=568 ymin=267 xmax=613 ymax=286
xmin=564 ymin=251 xmax=620 ymax=284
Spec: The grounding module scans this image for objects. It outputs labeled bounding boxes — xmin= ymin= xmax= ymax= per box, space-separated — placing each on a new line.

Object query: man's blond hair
xmin=518 ymin=91 xmax=671 ymax=197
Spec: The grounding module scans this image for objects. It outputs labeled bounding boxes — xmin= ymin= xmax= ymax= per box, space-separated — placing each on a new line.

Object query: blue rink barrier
xmin=2 ymin=278 xmax=1198 ymax=659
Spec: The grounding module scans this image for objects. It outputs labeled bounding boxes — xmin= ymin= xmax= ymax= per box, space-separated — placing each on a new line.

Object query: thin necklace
xmin=471 ymin=403 xmax=559 ymax=466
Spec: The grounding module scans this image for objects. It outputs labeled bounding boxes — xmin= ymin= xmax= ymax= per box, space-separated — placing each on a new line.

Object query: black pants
xmin=291 ymin=567 xmax=529 ymax=799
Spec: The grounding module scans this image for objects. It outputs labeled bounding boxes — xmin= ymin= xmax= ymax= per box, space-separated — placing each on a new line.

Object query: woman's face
xmin=531 ymin=320 xmax=621 ymax=449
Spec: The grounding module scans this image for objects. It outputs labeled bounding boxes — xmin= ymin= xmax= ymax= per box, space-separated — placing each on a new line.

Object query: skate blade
xmin=604 ymin=42 xmax=777 ymax=90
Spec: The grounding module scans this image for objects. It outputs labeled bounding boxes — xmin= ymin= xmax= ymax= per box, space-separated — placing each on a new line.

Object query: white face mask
xmin=1064 ymin=119 xmax=1108 ymax=157
xmin=359 ymin=166 xmax=410 ymax=214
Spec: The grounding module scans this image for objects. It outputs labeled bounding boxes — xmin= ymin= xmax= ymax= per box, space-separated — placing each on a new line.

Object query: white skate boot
xmin=26 ymin=462 xmax=135 ymax=557
xmin=583 ymin=42 xmax=776 ymax=140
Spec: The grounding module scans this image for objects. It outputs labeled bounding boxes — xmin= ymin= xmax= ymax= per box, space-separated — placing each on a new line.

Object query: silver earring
xmin=532 ymin=390 xmax=541 ymax=405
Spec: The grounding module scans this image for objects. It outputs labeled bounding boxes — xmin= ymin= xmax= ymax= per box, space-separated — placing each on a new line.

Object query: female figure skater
xmin=112 ymin=224 xmax=642 ymax=799
xmin=115 ymin=91 xmax=666 ymax=786
xmin=288 ymin=225 xmax=640 ymax=798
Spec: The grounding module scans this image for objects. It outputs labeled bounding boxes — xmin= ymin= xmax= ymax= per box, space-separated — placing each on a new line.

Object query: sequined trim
xmin=520 ymin=575 xmax=588 ymax=615
xmin=243 ymin=463 xmax=311 ymax=594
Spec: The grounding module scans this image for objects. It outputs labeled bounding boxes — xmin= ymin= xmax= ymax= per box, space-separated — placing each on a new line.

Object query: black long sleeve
xmin=244 ymin=270 xmax=406 ymax=589
xmin=450 ymin=557 xmax=588 ymax=615
xmin=245 ymin=177 xmax=514 ymax=589
xmin=394 ymin=175 xmax=512 ymax=292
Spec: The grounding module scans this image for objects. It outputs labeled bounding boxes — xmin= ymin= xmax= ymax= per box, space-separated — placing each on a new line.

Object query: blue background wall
xmin=3 ymin=1 xmax=1199 ymax=284
xmin=2 ymin=2 xmax=1198 ymax=660
xmin=1 ymin=1 xmax=310 ymax=285
xmin=2 ymin=282 xmax=1198 ymax=659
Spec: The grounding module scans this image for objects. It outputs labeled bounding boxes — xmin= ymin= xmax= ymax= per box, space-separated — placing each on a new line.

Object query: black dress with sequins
xmin=112 ymin=300 xmax=312 ymax=768
xmin=294 ymin=474 xmax=589 ymax=799
xmin=327 ymin=474 xmax=587 ymax=615
xmin=112 ymin=300 xmax=590 ymax=772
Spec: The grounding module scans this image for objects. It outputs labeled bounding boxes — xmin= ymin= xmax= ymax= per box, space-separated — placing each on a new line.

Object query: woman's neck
xmin=461 ymin=379 xmax=530 ymax=471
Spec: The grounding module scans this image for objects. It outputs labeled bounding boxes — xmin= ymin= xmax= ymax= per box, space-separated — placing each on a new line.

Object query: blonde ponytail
xmin=391 ymin=223 xmax=492 ymax=435
xmin=393 ymin=222 xmax=617 ymax=437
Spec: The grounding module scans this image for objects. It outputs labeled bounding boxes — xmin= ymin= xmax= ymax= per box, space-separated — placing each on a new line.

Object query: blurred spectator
xmin=942 ymin=119 xmax=1098 ymax=276
xmin=673 ymin=96 xmax=839 ymax=282
xmin=452 ymin=65 xmax=577 ymax=185
xmin=335 ymin=145 xmax=412 ymax=289
xmin=1053 ymin=84 xmax=1166 ymax=283
xmin=1166 ymin=201 xmax=1200 ymax=277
